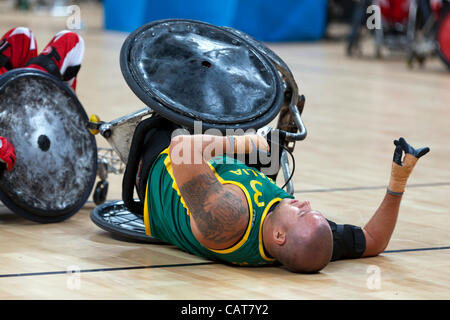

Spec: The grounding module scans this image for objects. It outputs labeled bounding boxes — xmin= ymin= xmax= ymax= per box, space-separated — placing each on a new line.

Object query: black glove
xmin=388 ymin=137 xmax=430 ymax=195
xmin=393 ymin=137 xmax=430 ymax=165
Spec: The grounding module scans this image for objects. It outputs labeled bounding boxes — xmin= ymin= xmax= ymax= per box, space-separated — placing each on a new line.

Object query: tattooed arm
xmin=169 ymin=134 xmax=250 ymax=250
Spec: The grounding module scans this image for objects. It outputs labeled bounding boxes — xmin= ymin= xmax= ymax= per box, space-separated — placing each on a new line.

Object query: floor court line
xmin=0 ymin=262 xmax=216 ymax=279
xmin=383 ymin=246 xmax=450 ymax=254
xmin=294 ymin=182 xmax=450 ymax=194
xmin=15 ymin=181 xmax=445 ymax=211
xmin=78 ymin=182 xmax=450 ymax=206
xmin=0 ymin=246 xmax=448 ymax=279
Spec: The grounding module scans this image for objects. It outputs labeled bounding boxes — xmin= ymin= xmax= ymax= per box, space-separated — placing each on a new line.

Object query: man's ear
xmin=273 ymin=229 xmax=286 ymax=245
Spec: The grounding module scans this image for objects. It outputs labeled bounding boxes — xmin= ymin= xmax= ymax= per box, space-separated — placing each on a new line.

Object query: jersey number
xmin=250 ymin=180 xmax=265 ymax=207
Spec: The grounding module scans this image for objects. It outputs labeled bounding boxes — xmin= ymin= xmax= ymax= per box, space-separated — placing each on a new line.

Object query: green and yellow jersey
xmin=143 ymin=148 xmax=294 ymax=266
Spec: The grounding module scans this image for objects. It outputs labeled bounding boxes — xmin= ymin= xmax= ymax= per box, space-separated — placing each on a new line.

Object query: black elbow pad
xmin=327 ymin=220 xmax=366 ymax=261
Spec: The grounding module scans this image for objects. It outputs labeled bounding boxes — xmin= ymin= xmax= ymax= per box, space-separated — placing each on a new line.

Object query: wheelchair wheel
xmin=0 ymin=69 xmax=97 ymax=223
xmin=90 ymin=200 xmax=165 ymax=243
xmin=120 ymin=19 xmax=284 ymax=133
xmin=93 ymin=180 xmax=109 ymax=205
xmin=436 ymin=7 xmax=450 ymax=69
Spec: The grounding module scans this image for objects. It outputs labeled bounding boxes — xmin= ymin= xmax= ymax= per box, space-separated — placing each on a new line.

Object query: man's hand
xmin=0 ymin=136 xmax=16 ymax=172
xmin=228 ymin=134 xmax=270 ymax=154
xmin=388 ymin=137 xmax=430 ymax=195
xmin=362 ymin=138 xmax=430 ymax=256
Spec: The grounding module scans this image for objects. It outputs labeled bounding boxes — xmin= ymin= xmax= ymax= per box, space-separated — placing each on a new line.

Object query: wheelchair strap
xmin=25 ymin=47 xmax=62 ymax=79
xmin=122 ymin=115 xmax=177 ymax=215
xmin=0 ymin=39 xmax=12 ymax=71
xmin=62 ymin=65 xmax=80 ymax=81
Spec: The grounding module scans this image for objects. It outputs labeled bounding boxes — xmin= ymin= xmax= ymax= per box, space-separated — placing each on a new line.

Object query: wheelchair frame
xmin=89 ymin=77 xmax=307 ymax=199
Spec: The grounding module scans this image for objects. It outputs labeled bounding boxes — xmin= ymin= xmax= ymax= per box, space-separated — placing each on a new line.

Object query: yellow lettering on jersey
xmin=249 ymin=169 xmax=259 ymax=177
xmin=250 ymin=180 xmax=265 ymax=207
xmin=229 ymin=169 xmax=242 ymax=175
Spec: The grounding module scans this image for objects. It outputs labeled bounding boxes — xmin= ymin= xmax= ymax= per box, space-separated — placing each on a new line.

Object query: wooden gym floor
xmin=0 ymin=3 xmax=449 ymax=300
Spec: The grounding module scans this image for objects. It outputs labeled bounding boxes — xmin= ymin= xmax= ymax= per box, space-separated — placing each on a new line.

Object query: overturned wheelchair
xmin=0 ymin=20 xmax=307 ymax=231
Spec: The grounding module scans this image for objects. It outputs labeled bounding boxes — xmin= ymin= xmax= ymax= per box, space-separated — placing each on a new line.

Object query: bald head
xmin=263 ymin=199 xmax=333 ymax=273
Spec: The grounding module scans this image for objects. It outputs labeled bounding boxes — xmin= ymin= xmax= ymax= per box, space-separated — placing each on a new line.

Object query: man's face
xmin=271 ymin=198 xmax=333 ymax=273
xmin=273 ymin=198 xmax=326 ymax=228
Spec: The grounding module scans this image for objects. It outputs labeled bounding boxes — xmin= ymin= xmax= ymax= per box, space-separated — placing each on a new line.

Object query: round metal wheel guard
xmin=120 ymin=19 xmax=284 ymax=132
xmin=0 ymin=69 xmax=97 ymax=223
xmin=90 ymin=200 xmax=165 ymax=243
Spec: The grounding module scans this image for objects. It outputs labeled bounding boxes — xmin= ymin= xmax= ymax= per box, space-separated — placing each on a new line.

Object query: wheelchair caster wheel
xmin=407 ymin=57 xmax=414 ymax=69
xmin=417 ymin=56 xmax=425 ymax=68
xmin=93 ymin=180 xmax=109 ymax=205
